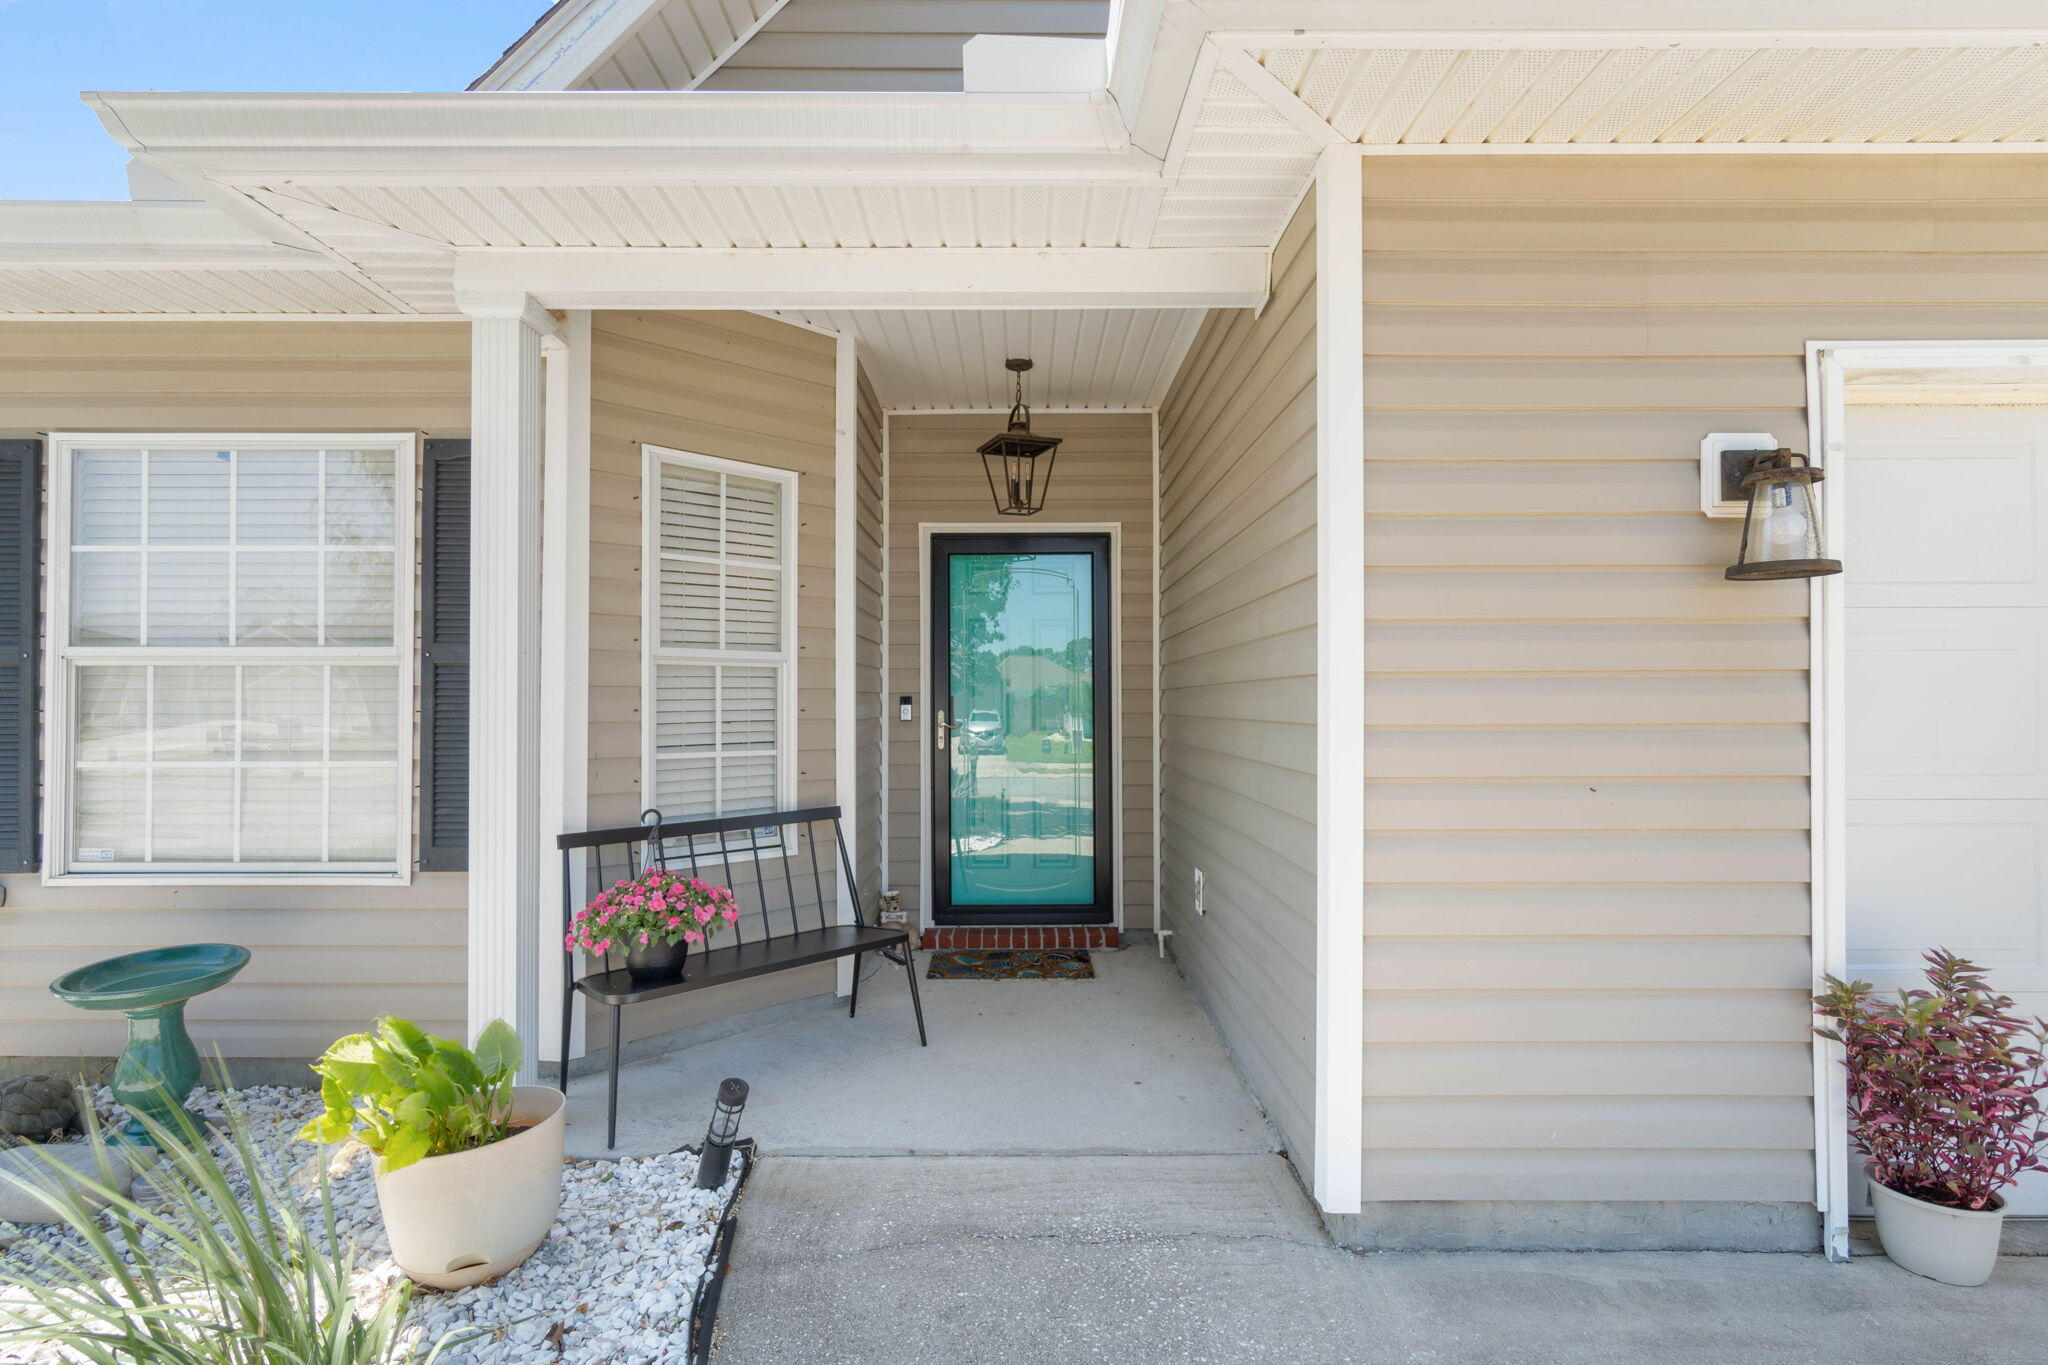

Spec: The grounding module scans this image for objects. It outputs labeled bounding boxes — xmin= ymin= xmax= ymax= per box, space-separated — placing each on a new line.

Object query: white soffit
xmin=1253 ymin=44 xmax=2048 ymax=146
xmin=773 ymin=307 xmax=1203 ymax=408
xmin=475 ymin=0 xmax=786 ymax=92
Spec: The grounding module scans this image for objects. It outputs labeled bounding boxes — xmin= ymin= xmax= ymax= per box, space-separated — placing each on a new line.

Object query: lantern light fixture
xmin=1724 ymin=448 xmax=1843 ymax=581
xmin=977 ymin=358 xmax=1062 ymax=517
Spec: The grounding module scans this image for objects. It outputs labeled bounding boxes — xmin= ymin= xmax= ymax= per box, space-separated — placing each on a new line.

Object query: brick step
xmin=920 ymin=927 xmax=1119 ymax=951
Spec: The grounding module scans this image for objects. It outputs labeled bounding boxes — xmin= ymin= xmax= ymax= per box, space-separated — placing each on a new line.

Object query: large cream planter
xmin=373 ymin=1085 xmax=566 ymax=1289
xmin=1869 ymin=1174 xmax=2006 ymax=1287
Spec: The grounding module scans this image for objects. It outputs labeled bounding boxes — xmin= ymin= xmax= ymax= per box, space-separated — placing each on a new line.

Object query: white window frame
xmin=43 ymin=431 xmax=418 ymax=887
xmin=640 ymin=444 xmax=799 ymax=856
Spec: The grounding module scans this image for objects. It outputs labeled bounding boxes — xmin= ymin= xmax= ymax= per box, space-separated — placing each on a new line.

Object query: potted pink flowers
xmin=1814 ymin=949 xmax=2048 ymax=1286
xmin=566 ymin=866 xmax=743 ymax=984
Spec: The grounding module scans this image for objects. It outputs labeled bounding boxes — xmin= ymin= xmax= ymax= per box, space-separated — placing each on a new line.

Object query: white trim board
xmin=1311 ymin=146 xmax=1367 ymax=1216
xmin=913 ymin=522 xmax=1128 ymax=936
xmin=833 ymin=334 xmax=859 ymax=996
xmin=1804 ymin=336 xmax=2048 ymax=1262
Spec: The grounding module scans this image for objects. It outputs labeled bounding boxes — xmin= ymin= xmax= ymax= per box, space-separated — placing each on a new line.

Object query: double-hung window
xmin=47 ymin=433 xmax=415 ymax=881
xmin=643 ymin=446 xmax=796 ymax=845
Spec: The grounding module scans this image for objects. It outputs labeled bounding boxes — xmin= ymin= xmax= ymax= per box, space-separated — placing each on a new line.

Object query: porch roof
xmin=5 ymin=4 xmax=2048 ymax=320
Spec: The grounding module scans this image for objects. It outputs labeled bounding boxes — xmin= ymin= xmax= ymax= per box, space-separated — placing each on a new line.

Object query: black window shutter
xmin=420 ymin=438 xmax=470 ymax=871
xmin=0 ymin=440 xmax=39 ymax=873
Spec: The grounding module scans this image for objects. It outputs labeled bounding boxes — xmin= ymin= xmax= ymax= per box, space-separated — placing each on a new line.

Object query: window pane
xmin=653 ymin=664 xmax=716 ymax=753
xmin=329 ymin=665 xmax=398 ymax=760
xmin=72 ymin=551 xmax=140 ymax=644
xmin=236 ymin=550 xmax=319 ymax=645
xmin=73 ymin=768 xmax=145 ymax=862
xmin=243 ymin=665 xmax=324 ymax=763
xmin=325 ymin=449 xmax=396 ymax=545
xmin=658 ymin=562 xmax=722 ymax=650
xmin=239 ymin=767 xmax=325 ymax=863
xmin=151 ymin=768 xmax=235 ymax=861
xmin=724 ymin=474 xmax=782 ymax=561
xmin=721 ymin=666 xmax=778 ymax=750
xmin=73 ymin=450 xmax=141 ymax=545
xmin=721 ymin=753 xmax=778 ymax=815
xmin=658 ymin=463 xmax=722 ymax=558
xmin=235 ymin=450 xmax=320 ymax=546
xmin=146 ymin=550 xmax=230 ymax=646
xmin=725 ymin=566 xmax=782 ymax=650
xmin=147 ymin=450 xmax=231 ymax=546
xmin=325 ymin=550 xmax=393 ymax=645
xmin=328 ymin=767 xmax=397 ymax=861
xmin=652 ymin=755 xmax=716 ymax=820
xmin=151 ymin=666 xmax=236 ymax=761
xmin=75 ymin=667 xmax=148 ymax=762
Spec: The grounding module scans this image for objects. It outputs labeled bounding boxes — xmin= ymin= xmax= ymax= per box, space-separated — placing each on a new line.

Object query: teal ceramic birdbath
xmin=49 ymin=944 xmax=251 ymax=1146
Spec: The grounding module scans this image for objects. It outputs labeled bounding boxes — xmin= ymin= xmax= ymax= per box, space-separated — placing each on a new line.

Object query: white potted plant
xmin=300 ymin=1016 xmax=565 ymax=1289
xmin=1814 ymin=950 xmax=2048 ymax=1286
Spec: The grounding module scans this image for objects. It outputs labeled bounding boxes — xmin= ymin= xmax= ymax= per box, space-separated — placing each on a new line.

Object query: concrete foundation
xmin=1326 ymin=1200 xmax=1823 ymax=1253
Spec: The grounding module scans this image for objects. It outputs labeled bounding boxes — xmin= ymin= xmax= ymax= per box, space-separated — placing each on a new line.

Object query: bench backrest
xmin=556 ymin=806 xmax=862 ymax=974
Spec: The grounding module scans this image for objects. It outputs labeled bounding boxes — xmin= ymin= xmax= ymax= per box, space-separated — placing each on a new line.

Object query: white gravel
xmin=0 ymin=1085 xmax=746 ymax=1364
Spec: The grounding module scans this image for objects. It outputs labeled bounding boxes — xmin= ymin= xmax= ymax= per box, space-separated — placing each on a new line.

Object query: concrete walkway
xmin=712 ymin=1152 xmax=2048 ymax=1364
xmin=568 ymin=949 xmax=2044 ymax=1363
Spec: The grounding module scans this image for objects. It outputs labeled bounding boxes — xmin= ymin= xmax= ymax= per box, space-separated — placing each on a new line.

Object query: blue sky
xmin=0 ymin=1 xmax=539 ymax=200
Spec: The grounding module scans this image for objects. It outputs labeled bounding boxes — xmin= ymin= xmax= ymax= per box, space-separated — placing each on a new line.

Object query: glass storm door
xmin=930 ymin=534 xmax=1113 ymax=924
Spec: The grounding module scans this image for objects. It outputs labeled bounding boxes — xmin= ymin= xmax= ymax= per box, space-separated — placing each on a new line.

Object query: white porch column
xmin=461 ymin=291 xmax=561 ymax=1082
xmin=833 ymin=333 xmax=859 ymax=997
xmin=1312 ymin=145 xmax=1367 ymax=1215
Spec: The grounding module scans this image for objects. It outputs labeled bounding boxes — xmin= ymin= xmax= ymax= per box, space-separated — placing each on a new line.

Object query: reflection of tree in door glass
xmin=946 ymin=553 xmax=1096 ymax=907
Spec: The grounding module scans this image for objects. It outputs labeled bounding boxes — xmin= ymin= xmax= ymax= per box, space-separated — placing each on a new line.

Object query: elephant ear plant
xmin=301 ymin=1016 xmax=523 ymax=1171
xmin=1814 ymin=948 xmax=2048 ymax=1211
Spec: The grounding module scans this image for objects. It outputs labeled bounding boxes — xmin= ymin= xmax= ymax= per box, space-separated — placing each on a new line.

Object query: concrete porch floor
xmin=562 ymin=944 xmax=1277 ymax=1160
xmin=565 ymin=948 xmax=2048 ymax=1364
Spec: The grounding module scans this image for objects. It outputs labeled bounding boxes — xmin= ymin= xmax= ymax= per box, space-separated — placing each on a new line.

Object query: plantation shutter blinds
xmin=419 ymin=438 xmax=469 ymax=871
xmin=648 ymin=454 xmax=791 ymax=829
xmin=0 ymin=440 xmax=40 ymax=871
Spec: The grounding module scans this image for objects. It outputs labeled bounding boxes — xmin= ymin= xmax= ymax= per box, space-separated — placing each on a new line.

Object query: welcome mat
xmin=925 ymin=949 xmax=1095 ymax=980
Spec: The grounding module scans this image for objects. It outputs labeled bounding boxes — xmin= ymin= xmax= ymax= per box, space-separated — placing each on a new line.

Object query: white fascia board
xmin=0 ymin=200 xmax=334 ymax=270
xmin=453 ymin=247 xmax=1268 ymax=310
xmin=473 ymin=0 xmax=668 ymax=92
xmin=1187 ymin=0 xmax=2048 ymax=38
xmin=84 ymin=91 xmax=1144 ymax=185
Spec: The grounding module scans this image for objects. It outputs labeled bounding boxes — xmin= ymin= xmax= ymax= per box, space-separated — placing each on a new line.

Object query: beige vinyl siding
xmin=883 ymin=411 xmax=1154 ymax=929
xmin=1156 ymin=195 xmax=1317 ymax=1169
xmin=587 ymin=310 xmax=840 ymax=1043
xmin=0 ymin=320 xmax=468 ymax=1060
xmin=853 ymin=366 xmax=885 ymax=905
xmin=699 ymin=0 xmax=1108 ymax=92
xmin=1358 ymin=155 xmax=2048 ymax=1205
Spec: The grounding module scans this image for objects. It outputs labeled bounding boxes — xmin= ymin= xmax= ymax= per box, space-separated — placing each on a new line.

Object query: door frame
xmin=917 ymin=523 xmax=1124 ymax=931
xmin=1806 ymin=337 xmax=2048 ymax=1261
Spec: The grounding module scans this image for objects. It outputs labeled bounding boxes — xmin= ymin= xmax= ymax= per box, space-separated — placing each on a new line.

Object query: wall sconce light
xmin=977 ymin=357 xmax=1062 ymax=516
xmin=1724 ymin=448 xmax=1843 ymax=581
xmin=695 ymin=1076 xmax=749 ymax=1188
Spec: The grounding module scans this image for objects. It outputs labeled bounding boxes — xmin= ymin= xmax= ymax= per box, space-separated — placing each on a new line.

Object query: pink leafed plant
xmin=564 ymin=866 xmax=742 ymax=957
xmin=1814 ymin=948 xmax=2048 ymax=1211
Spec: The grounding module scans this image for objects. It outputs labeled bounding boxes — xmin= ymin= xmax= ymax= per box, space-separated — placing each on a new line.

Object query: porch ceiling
xmin=771 ymin=307 xmax=1204 ymax=409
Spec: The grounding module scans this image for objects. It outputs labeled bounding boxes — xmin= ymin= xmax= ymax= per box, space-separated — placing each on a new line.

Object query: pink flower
xmin=595 ymin=940 xmax=613 ymax=954
xmin=639 ymin=932 xmax=651 ymax=945
xmin=695 ymin=905 xmax=714 ymax=924
xmin=723 ymin=907 xmax=739 ymax=923
xmin=668 ymin=916 xmax=683 ymax=929
xmin=684 ymin=930 xmax=702 ymax=943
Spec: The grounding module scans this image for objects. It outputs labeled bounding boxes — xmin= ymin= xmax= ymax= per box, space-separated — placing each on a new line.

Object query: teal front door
xmin=931 ymin=534 xmax=1113 ymax=924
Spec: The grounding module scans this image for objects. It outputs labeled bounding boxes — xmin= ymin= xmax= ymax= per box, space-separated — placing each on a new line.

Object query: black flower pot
xmin=624 ymin=938 xmax=688 ymax=984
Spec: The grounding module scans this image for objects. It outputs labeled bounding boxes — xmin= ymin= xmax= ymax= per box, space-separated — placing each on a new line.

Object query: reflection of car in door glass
xmin=960 ymin=708 xmax=1005 ymax=753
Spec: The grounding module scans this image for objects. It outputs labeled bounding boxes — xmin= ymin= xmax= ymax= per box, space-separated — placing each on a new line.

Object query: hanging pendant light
xmin=977 ymin=358 xmax=1062 ymax=517
xmin=1725 ymin=448 xmax=1843 ymax=581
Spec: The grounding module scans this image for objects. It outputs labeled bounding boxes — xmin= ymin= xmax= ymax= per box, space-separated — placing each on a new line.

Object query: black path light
xmin=977 ymin=357 xmax=1063 ymax=516
xmin=1724 ymin=448 xmax=1844 ymax=581
xmin=695 ymin=1076 xmax=750 ymax=1189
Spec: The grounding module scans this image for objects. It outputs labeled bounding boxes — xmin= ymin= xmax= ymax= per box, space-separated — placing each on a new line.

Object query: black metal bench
xmin=556 ymin=805 xmax=927 ymax=1148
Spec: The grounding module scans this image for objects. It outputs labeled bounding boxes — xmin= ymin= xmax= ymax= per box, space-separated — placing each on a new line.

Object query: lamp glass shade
xmin=976 ymin=428 xmax=1062 ymax=517
xmin=1726 ymin=450 xmax=1843 ymax=581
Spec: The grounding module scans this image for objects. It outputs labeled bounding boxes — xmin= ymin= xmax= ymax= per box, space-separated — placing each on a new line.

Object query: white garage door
xmin=1845 ymin=398 xmax=2048 ymax=1216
